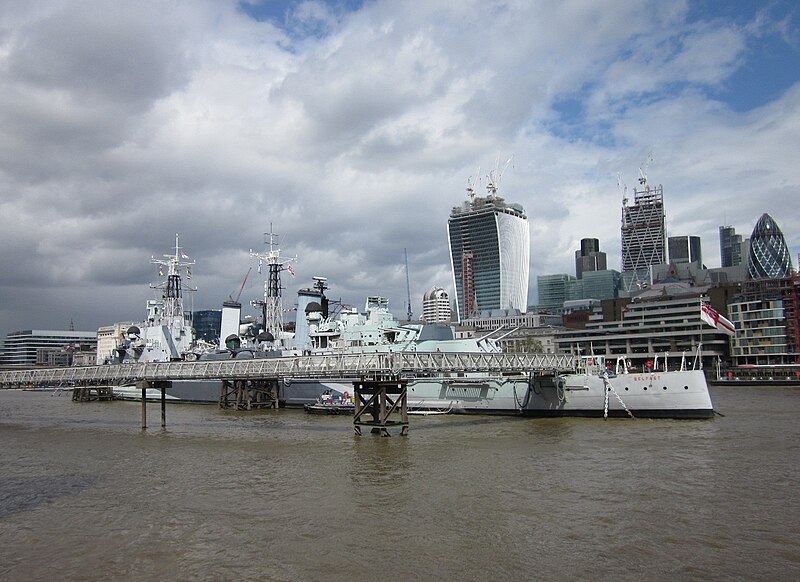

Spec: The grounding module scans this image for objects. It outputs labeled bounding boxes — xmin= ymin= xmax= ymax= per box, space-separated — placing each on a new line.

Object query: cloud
xmin=0 ymin=0 xmax=797 ymax=337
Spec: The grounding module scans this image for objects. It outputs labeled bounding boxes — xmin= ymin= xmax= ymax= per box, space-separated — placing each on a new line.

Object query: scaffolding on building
xmin=461 ymin=251 xmax=478 ymax=319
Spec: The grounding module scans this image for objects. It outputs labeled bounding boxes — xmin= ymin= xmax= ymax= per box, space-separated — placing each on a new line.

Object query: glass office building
xmin=448 ymin=193 xmax=529 ymax=321
xmin=748 ymin=213 xmax=793 ymax=279
xmin=719 ymin=225 xmax=743 ymax=268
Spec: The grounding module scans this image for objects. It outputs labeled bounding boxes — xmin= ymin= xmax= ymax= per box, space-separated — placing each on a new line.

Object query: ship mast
xmin=150 ymin=233 xmax=196 ymax=321
xmin=250 ymin=225 xmax=297 ymax=341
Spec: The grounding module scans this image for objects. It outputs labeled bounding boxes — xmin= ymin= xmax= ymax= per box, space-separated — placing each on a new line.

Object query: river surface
xmin=0 ymin=385 xmax=798 ymax=581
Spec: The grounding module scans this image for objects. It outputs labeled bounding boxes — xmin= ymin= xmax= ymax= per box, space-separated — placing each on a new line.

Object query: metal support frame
xmin=219 ymin=378 xmax=279 ymax=410
xmin=353 ymin=376 xmax=408 ymax=437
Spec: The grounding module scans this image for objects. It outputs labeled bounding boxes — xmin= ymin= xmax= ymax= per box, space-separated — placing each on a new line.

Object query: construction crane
xmin=404 ymin=248 xmax=413 ymax=322
xmin=638 ymin=151 xmax=654 ymax=187
xmin=229 ymin=267 xmax=252 ymax=303
xmin=486 ymin=155 xmax=514 ymax=196
xmin=617 ymin=172 xmax=628 ymax=206
xmin=466 ymin=166 xmax=481 ymax=201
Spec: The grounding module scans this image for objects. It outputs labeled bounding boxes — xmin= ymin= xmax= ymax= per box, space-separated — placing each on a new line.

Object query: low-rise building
xmin=1 ymin=330 xmax=97 ymax=368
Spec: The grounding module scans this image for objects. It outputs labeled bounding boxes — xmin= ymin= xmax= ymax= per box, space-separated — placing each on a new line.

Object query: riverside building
xmin=554 ymin=283 xmax=736 ymax=368
xmin=1 ymin=329 xmax=97 ymax=368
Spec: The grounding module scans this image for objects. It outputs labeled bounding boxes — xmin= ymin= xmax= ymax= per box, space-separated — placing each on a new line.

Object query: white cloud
xmin=0 ymin=0 xmax=797 ymax=335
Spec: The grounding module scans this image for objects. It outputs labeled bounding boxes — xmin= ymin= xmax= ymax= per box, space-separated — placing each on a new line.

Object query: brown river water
xmin=0 ymin=385 xmax=798 ymax=581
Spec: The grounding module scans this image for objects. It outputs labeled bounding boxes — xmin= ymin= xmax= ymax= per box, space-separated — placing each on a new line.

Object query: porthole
xmin=643 ymin=386 xmax=648 ymax=391
xmin=684 ymin=385 xmax=689 ymax=390
xmin=624 ymin=387 xmax=629 ymax=391
xmin=663 ymin=386 xmax=667 ymax=391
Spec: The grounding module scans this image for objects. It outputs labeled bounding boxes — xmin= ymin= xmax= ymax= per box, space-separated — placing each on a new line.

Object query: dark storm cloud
xmin=0 ymin=0 xmax=798 ymax=336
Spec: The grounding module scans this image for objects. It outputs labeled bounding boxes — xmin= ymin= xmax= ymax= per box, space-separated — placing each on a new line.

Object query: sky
xmin=0 ymin=0 xmax=799 ymax=337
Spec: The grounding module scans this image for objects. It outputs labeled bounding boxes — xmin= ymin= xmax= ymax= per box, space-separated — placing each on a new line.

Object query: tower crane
xmin=486 ymin=155 xmax=514 ymax=196
xmin=466 ymin=167 xmax=481 ymax=201
xmin=617 ymin=172 xmax=628 ymax=206
xmin=638 ymin=151 xmax=654 ymax=187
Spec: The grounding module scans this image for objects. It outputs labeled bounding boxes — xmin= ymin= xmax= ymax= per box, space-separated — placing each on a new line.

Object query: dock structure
xmin=71 ymin=384 xmax=115 ymax=402
xmin=0 ymin=352 xmax=577 ymax=387
xmin=353 ymin=376 xmax=408 ymax=436
xmin=0 ymin=352 xmax=579 ymax=429
xmin=219 ymin=379 xmax=279 ymax=410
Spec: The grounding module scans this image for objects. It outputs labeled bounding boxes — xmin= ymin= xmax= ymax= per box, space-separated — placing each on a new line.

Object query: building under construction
xmin=621 ymin=183 xmax=666 ymax=291
xmin=447 ymin=170 xmax=529 ymax=321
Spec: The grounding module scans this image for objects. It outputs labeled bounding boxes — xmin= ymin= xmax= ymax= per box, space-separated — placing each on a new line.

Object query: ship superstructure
xmin=249 ymin=227 xmax=298 ymax=348
xmin=115 ymin=234 xmax=201 ymax=362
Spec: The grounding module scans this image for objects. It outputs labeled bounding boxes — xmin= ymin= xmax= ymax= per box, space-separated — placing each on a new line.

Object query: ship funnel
xmin=220 ymin=301 xmax=241 ymax=346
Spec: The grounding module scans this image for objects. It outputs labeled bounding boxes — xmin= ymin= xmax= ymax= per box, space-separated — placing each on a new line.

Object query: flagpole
xmin=699 ymin=295 xmax=704 ymax=370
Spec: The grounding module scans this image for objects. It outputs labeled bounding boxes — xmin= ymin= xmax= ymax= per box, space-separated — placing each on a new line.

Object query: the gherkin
xmin=747 ymin=213 xmax=793 ymax=279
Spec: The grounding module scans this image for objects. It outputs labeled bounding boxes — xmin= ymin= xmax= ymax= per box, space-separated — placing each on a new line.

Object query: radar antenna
xmin=249 ymin=224 xmax=298 ymax=342
xmin=150 ymin=233 xmax=197 ymax=320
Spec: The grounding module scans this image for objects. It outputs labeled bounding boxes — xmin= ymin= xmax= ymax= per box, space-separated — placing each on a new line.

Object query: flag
xmin=287 ymin=264 xmax=295 ymax=278
xmin=700 ymin=303 xmax=735 ymax=336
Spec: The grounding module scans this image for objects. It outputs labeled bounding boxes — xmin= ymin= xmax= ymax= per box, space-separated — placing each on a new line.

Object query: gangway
xmin=0 ymin=352 xmax=579 ymax=388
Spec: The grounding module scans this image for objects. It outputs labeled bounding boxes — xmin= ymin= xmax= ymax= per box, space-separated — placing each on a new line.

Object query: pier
xmin=0 ymin=352 xmax=578 ymax=430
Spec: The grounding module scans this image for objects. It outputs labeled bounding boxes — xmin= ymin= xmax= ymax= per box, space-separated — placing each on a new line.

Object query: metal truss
xmin=0 ymin=352 xmax=579 ymax=387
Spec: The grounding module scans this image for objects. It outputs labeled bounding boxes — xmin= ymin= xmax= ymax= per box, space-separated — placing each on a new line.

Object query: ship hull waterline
xmin=111 ymin=368 xmax=714 ymax=420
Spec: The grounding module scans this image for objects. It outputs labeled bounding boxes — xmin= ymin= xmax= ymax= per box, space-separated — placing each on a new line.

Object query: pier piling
xmin=353 ymin=376 xmax=408 ymax=436
xmin=219 ymin=379 xmax=279 ymax=410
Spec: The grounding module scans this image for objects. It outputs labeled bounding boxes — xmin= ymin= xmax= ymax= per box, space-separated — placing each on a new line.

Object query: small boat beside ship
xmin=303 ymin=390 xmax=355 ymax=415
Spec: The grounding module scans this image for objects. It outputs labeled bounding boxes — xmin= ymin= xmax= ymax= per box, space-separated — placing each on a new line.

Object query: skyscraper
xmin=448 ymin=185 xmax=530 ymax=321
xmin=748 ymin=213 xmax=793 ymax=279
xmin=575 ymin=238 xmax=607 ymax=279
xmin=537 ymin=273 xmax=575 ymax=311
xmin=668 ymin=235 xmax=702 ymax=265
xmin=621 ymin=182 xmax=666 ymax=289
xmin=719 ymin=225 xmax=742 ymax=267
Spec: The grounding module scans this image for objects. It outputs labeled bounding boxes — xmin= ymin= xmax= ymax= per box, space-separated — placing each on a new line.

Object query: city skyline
xmin=0 ymin=1 xmax=799 ymax=337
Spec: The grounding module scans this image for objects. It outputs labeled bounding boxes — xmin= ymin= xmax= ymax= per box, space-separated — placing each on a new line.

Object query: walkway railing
xmin=0 ymin=352 xmax=578 ymax=387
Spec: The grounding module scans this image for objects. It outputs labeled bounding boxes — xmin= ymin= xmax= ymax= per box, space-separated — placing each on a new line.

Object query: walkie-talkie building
xmin=448 ymin=190 xmax=529 ymax=321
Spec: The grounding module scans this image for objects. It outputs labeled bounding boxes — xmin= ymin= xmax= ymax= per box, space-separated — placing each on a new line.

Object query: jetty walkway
xmin=0 ymin=352 xmax=578 ymax=388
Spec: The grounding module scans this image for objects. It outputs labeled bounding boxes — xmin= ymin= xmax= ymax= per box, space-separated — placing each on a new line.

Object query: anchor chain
xmin=601 ymin=371 xmax=635 ymax=419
